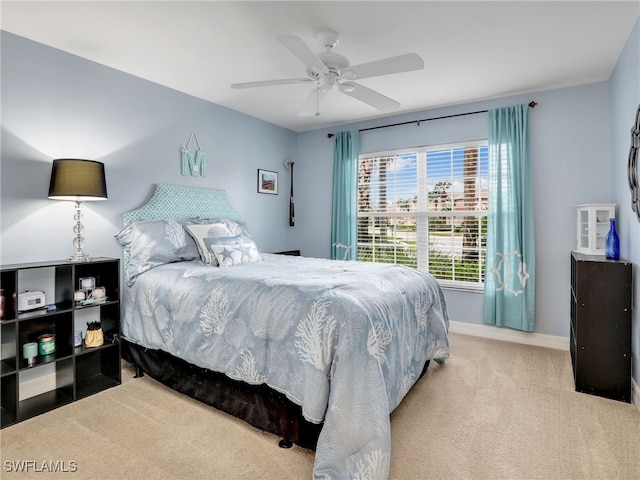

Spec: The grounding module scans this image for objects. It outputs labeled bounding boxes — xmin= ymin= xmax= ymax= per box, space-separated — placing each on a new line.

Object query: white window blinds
xmin=358 ymin=141 xmax=488 ymax=287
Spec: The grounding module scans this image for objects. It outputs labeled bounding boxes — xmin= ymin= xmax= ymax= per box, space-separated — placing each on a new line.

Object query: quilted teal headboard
xmin=123 ymin=184 xmax=245 ymax=227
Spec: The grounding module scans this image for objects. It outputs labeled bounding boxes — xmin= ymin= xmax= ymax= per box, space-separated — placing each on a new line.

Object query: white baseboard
xmin=448 ymin=320 xmax=570 ymax=351
xmin=633 ymin=378 xmax=640 ymax=415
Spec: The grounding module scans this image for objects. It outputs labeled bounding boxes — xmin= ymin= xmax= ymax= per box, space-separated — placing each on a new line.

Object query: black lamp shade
xmin=48 ymin=159 xmax=108 ymax=201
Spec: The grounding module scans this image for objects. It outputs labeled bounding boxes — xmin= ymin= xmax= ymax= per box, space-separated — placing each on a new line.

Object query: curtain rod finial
xmin=529 ymin=101 xmax=537 ymax=108
xmin=327 ymin=133 xmax=334 ymax=139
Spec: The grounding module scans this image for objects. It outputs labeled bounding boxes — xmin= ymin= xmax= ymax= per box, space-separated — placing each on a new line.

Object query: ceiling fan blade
xmin=339 ymin=82 xmax=400 ymax=113
xmin=277 ymin=35 xmax=328 ymax=75
xmin=231 ymin=78 xmax=313 ymax=89
xmin=341 ymin=53 xmax=424 ymax=80
xmin=299 ymin=86 xmax=329 ymax=117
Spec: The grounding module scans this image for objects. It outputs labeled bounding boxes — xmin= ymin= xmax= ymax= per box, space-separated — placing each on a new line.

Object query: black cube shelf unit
xmin=570 ymin=252 xmax=632 ymax=402
xmin=1 ymin=258 xmax=121 ymax=428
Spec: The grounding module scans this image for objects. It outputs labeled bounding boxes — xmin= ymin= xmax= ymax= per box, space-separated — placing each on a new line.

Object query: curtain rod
xmin=326 ymin=101 xmax=537 ymax=138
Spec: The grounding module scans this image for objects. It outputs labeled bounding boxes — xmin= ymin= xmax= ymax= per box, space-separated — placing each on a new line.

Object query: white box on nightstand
xmin=575 ymin=204 xmax=615 ymax=255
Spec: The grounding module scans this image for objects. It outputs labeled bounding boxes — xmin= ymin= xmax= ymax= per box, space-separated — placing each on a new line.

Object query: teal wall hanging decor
xmin=181 ymin=131 xmax=207 ymax=177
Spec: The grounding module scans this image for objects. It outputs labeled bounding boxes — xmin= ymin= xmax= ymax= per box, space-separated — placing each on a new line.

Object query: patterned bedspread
xmin=122 ymin=253 xmax=449 ymax=479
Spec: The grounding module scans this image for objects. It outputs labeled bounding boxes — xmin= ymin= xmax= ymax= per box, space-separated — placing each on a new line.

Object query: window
xmin=357 ymin=141 xmax=488 ymax=289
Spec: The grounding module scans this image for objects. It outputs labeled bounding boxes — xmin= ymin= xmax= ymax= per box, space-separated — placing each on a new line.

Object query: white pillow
xmin=184 ymin=223 xmax=233 ymax=265
xmin=185 ymin=219 xmax=259 ymax=266
xmin=210 ymin=242 xmax=261 ymax=267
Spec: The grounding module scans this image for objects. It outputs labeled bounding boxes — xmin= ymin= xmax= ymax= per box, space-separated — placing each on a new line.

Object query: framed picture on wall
xmin=257 ymin=169 xmax=278 ymax=194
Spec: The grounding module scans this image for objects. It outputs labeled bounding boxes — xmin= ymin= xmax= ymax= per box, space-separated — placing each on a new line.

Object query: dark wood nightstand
xmin=273 ymin=250 xmax=301 ymax=256
xmin=570 ymin=252 xmax=631 ymax=402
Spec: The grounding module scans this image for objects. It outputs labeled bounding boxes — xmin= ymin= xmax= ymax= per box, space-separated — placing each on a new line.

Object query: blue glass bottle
xmin=605 ymin=218 xmax=620 ymax=260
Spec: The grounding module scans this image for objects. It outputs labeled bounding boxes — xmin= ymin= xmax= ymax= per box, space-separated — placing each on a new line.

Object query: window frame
xmin=357 ymin=139 xmax=488 ymax=292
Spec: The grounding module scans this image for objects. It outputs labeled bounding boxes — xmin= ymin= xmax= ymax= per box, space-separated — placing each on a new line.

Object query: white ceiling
xmin=2 ymin=1 xmax=639 ymax=132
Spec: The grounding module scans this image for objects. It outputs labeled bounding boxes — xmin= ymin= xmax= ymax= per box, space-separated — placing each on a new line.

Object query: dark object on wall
xmin=283 ymin=158 xmax=295 ymax=226
xmin=628 ymin=104 xmax=640 ymax=222
xmin=288 ymin=161 xmax=295 ymax=226
xmin=257 ymin=169 xmax=278 ymax=194
xmin=326 ymin=101 xmax=537 ymax=138
xmin=570 ymin=252 xmax=632 ymax=402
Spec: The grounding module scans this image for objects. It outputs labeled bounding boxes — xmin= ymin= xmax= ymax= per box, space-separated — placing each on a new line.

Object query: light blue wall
xmin=1 ymin=26 xmax=634 ymax=344
xmin=297 ymin=83 xmax=611 ymax=338
xmin=608 ymin=18 xmax=640 ymax=395
xmin=0 ymin=31 xmax=300 ymax=265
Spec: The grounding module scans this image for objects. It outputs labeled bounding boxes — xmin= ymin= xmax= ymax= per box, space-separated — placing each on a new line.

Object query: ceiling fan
xmin=231 ymin=29 xmax=424 ymax=117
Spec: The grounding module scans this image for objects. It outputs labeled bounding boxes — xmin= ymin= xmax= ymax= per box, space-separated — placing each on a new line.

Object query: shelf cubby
xmin=0 ymin=258 xmax=120 ymax=428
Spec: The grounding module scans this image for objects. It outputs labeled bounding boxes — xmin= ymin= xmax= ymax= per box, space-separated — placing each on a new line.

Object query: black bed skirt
xmin=122 ymin=340 xmax=323 ymax=449
xmin=122 ymin=340 xmax=430 ymax=451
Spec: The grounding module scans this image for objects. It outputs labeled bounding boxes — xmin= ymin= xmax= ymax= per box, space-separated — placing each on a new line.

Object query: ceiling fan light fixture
xmin=339 ymin=82 xmax=356 ymax=93
xmin=307 ymin=66 xmax=324 ymax=79
xmin=340 ymin=70 xmax=357 ymax=81
xmin=317 ymin=51 xmax=350 ymax=71
xmin=231 ymin=29 xmax=424 ymax=117
xmin=316 ymin=29 xmax=340 ymax=49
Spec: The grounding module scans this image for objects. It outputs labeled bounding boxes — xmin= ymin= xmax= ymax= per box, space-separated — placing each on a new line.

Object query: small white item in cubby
xmin=79 ymin=276 xmax=95 ymax=294
xmin=574 ymin=204 xmax=615 ymax=255
xmin=81 ymin=286 xmax=106 ymax=306
xmin=74 ymin=290 xmax=86 ymax=306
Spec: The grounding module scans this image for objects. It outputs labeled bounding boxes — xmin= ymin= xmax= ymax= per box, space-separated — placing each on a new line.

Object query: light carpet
xmin=2 ymin=333 xmax=639 ymax=479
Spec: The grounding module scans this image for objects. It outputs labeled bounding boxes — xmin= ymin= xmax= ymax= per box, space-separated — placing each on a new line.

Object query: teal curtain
xmin=331 ymin=131 xmax=360 ymax=260
xmin=482 ymin=104 xmax=535 ymax=331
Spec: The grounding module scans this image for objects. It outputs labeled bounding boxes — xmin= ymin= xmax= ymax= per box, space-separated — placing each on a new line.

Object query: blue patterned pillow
xmin=115 ymin=218 xmax=205 ymax=285
xmin=210 ymin=242 xmax=261 ymax=267
xmin=185 ymin=219 xmax=257 ymax=266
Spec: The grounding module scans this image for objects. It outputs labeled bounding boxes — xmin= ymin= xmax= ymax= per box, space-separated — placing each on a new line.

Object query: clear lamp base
xmin=68 ymin=201 xmax=92 ymax=262
xmin=68 ymin=250 xmax=92 ymax=262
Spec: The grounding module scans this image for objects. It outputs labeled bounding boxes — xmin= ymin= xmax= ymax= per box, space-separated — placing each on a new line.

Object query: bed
xmin=117 ymin=183 xmax=450 ymax=479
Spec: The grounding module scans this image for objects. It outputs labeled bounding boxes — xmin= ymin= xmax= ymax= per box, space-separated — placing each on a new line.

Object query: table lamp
xmin=48 ymin=159 xmax=108 ymax=262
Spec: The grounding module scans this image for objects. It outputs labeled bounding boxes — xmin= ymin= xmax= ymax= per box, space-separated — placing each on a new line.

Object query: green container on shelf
xmin=37 ymin=334 xmax=56 ymax=355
